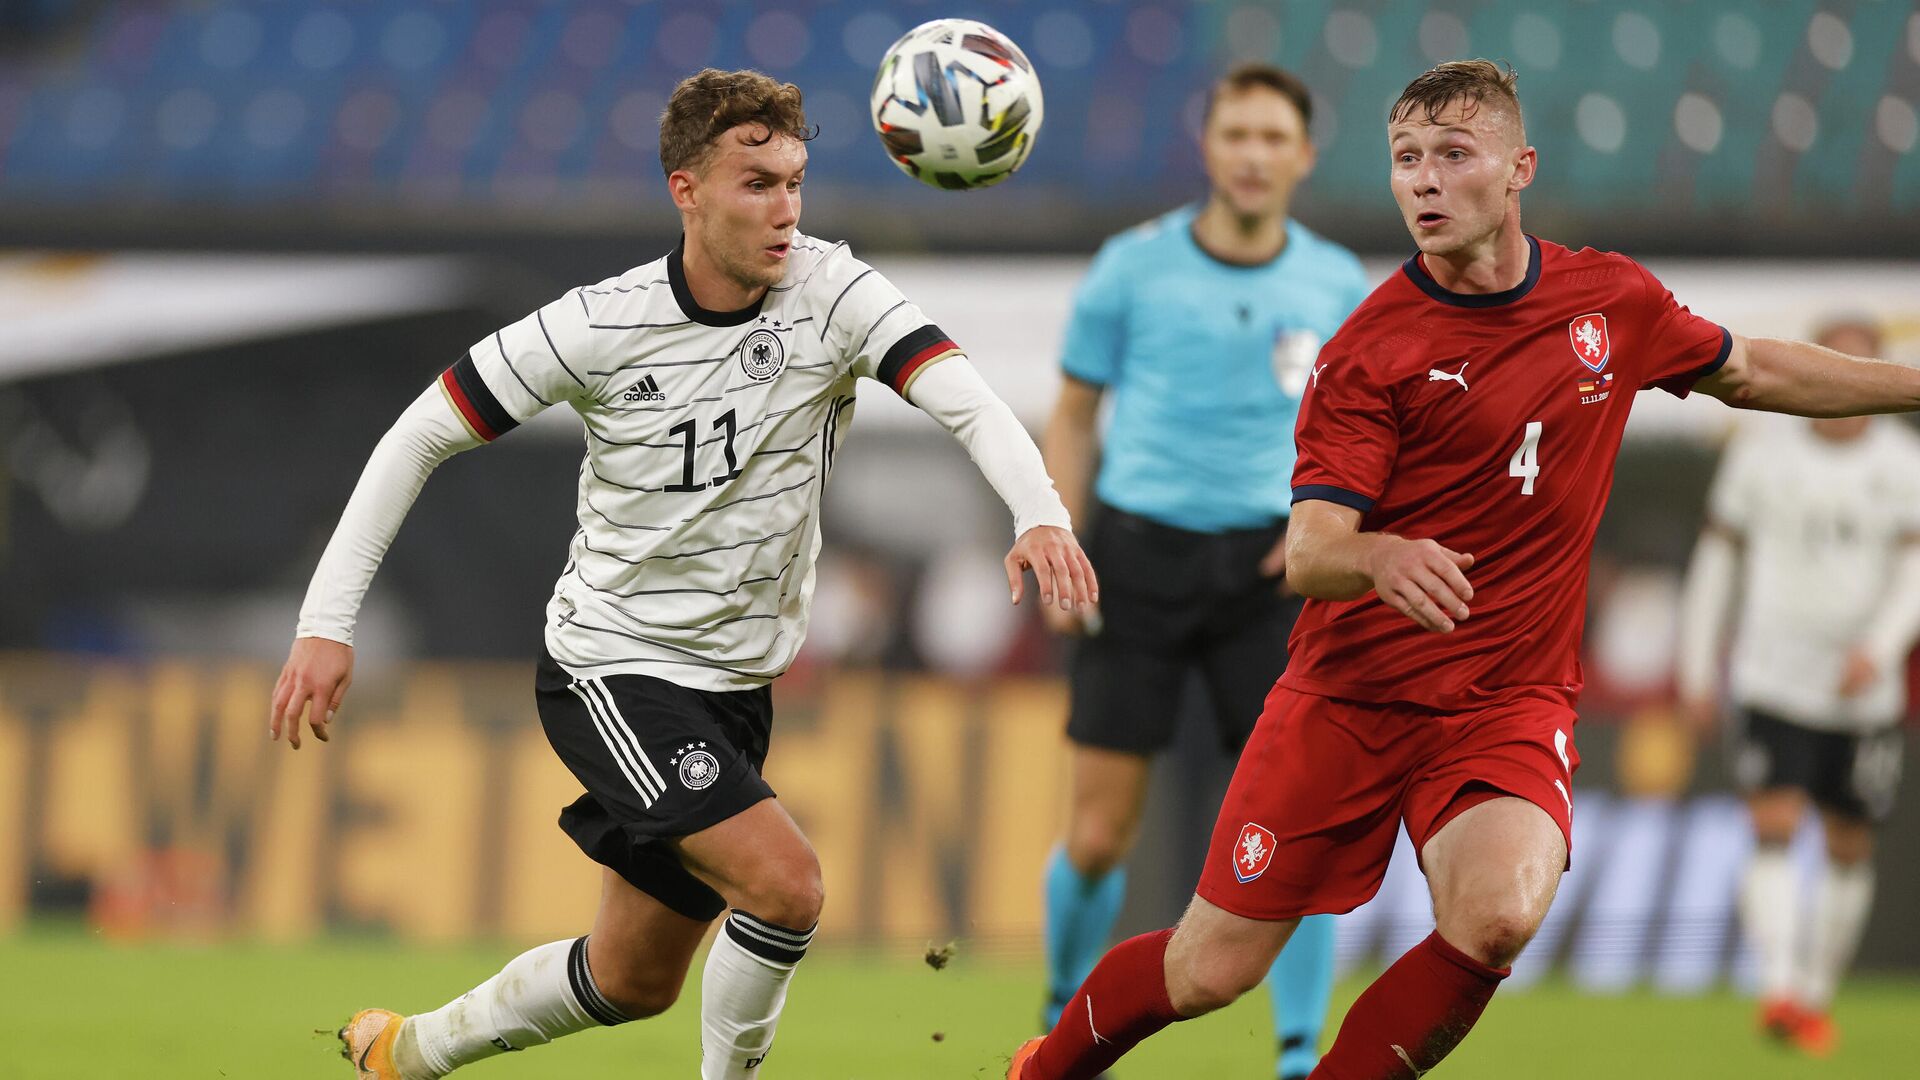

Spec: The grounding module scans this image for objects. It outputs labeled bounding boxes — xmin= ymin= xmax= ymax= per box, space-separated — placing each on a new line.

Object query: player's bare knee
xmin=1065 ymin=825 xmax=1130 ymax=878
xmin=1176 ymin=961 xmax=1263 ymax=1017
xmin=1467 ymin=909 xmax=1543 ymax=969
xmin=740 ymin=858 xmax=825 ymax=931
xmin=1747 ymin=790 xmax=1804 ymax=843
xmin=1166 ymin=945 xmax=1265 ymax=1017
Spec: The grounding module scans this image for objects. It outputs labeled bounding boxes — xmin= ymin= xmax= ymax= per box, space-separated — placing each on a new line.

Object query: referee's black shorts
xmin=535 ymin=649 xmax=776 ymax=922
xmin=1067 ymin=503 xmax=1303 ymax=757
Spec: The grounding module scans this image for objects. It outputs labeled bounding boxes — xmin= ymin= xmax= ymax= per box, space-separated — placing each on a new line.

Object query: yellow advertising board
xmin=0 ymin=655 xmax=1070 ymax=948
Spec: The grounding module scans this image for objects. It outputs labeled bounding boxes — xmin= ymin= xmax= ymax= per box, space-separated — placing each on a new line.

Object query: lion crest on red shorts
xmin=1232 ymin=822 xmax=1275 ymax=883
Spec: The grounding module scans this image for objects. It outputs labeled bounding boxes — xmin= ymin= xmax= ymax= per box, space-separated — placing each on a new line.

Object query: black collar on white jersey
xmin=1402 ymin=234 xmax=1542 ymax=309
xmin=668 ymin=239 xmax=767 ymax=327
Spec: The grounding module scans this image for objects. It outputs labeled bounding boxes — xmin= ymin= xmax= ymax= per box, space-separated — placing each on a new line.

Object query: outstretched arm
xmin=1695 ymin=335 xmax=1920 ymax=417
xmin=1285 ymin=499 xmax=1475 ymax=634
xmin=905 ymin=356 xmax=1097 ymax=612
xmin=269 ymin=385 xmax=481 ymax=748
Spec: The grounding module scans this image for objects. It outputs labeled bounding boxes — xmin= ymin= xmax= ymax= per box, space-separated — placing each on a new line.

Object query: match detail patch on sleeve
xmin=877 ymin=323 xmax=961 ymax=396
xmin=439 ymin=354 xmax=519 ymax=442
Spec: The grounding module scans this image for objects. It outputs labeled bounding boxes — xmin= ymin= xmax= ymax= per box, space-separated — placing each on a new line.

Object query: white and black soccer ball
xmin=869 ymin=19 xmax=1043 ymax=190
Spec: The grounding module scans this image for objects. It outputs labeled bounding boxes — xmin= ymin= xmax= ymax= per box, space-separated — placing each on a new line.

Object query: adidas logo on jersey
xmin=623 ymin=375 xmax=667 ymax=402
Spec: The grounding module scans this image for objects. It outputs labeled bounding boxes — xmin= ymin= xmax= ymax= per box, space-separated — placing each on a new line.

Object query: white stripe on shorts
xmin=568 ymin=681 xmax=659 ymax=807
xmin=584 ymin=677 xmax=670 ymax=796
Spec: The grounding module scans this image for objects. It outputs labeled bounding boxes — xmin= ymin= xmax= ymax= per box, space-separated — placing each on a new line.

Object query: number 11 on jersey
xmin=1509 ymin=421 xmax=1542 ymax=495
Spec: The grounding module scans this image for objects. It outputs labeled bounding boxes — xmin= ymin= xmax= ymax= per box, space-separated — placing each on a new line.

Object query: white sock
xmin=1798 ymin=861 xmax=1874 ymax=1008
xmin=701 ymin=911 xmax=815 ymax=1079
xmin=397 ymin=937 xmax=630 ymax=1078
xmin=1740 ymin=844 xmax=1798 ymax=1000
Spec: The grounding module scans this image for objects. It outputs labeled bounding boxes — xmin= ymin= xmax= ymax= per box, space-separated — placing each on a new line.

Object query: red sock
xmin=1310 ymin=932 xmax=1507 ymax=1080
xmin=1027 ymin=928 xmax=1182 ymax=1080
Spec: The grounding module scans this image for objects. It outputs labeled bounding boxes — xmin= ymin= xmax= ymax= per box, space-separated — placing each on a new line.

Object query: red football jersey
xmin=1284 ymin=236 xmax=1730 ymax=710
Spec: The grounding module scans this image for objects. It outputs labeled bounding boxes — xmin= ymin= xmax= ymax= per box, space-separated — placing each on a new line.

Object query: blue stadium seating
xmin=1 ymin=2 xmax=1914 ymax=229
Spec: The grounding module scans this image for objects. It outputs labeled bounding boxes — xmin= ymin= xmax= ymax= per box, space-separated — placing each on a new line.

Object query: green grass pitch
xmin=5 ymin=928 xmax=1915 ymax=1078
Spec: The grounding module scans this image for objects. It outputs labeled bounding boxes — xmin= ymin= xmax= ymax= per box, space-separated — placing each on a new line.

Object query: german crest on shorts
xmin=671 ymin=742 xmax=721 ymax=790
xmin=1233 ymin=822 xmax=1276 ymax=883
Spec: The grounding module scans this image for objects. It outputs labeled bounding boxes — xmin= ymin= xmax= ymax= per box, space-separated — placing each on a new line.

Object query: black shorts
xmin=536 ymin=650 xmax=776 ymax=921
xmin=1731 ymin=707 xmax=1905 ymax=824
xmin=1067 ymin=504 xmax=1303 ymax=756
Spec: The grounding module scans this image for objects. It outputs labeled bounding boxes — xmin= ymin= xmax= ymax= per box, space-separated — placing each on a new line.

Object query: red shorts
xmin=1195 ymin=686 xmax=1579 ymax=921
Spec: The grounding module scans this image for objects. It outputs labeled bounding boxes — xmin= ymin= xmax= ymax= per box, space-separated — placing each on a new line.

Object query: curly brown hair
xmin=658 ymin=68 xmax=816 ymax=179
xmin=1389 ymin=59 xmax=1522 ymax=136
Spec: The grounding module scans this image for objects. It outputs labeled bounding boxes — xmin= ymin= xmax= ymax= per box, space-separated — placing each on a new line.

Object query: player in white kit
xmin=268 ymin=69 xmax=1096 ymax=1080
xmin=1678 ymin=317 xmax=1920 ymax=1057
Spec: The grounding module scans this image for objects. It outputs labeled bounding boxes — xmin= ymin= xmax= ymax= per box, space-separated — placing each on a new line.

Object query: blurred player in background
xmin=1677 ymin=316 xmax=1920 ymax=1057
xmin=267 ymin=69 xmax=1095 ymax=1080
xmin=1011 ymin=60 xmax=1920 ymax=1080
xmin=1036 ymin=62 xmax=1367 ymax=1080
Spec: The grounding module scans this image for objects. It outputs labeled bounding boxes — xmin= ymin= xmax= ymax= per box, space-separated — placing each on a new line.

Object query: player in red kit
xmin=1008 ymin=60 xmax=1920 ymax=1080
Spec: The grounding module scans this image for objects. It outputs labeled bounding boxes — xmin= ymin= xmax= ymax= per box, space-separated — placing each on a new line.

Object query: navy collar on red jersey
xmin=1402 ymin=235 xmax=1542 ymax=308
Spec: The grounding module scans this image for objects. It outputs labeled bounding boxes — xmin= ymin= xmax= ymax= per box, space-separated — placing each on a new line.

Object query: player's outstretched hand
xmin=1367 ymin=536 xmax=1474 ymax=633
xmin=1837 ymin=647 xmax=1878 ymax=698
xmin=270 ymin=636 xmax=354 ymax=750
xmin=1007 ymin=525 xmax=1099 ymax=612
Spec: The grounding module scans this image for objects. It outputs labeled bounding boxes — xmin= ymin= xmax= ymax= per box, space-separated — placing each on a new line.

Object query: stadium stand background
xmin=4 ymin=1 xmax=1920 ymax=989
xmin=1 ymin=0 xmax=1917 ymax=264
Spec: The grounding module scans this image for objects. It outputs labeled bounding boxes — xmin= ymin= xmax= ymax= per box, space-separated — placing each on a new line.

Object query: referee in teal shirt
xmin=1036 ymin=64 xmax=1369 ymax=1080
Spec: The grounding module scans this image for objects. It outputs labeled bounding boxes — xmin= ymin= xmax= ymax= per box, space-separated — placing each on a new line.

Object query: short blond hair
xmin=1389 ymin=59 xmax=1523 ymax=138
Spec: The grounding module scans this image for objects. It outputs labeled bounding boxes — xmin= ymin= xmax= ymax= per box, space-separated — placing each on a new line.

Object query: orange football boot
xmin=1789 ymin=1009 xmax=1838 ymax=1058
xmin=1756 ymin=997 xmax=1800 ymax=1041
xmin=337 ymin=1008 xmax=406 ymax=1079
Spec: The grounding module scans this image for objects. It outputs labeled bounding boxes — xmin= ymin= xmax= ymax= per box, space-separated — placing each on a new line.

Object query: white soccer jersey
xmin=442 ymin=234 xmax=963 ymax=691
xmin=1710 ymin=417 xmax=1920 ymax=729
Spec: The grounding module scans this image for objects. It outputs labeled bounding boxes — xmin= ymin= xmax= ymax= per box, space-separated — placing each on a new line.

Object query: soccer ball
xmin=869 ymin=19 xmax=1044 ymax=190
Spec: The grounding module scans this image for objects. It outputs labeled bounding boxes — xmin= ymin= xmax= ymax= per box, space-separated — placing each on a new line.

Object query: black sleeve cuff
xmin=1291 ymin=485 xmax=1376 ymax=513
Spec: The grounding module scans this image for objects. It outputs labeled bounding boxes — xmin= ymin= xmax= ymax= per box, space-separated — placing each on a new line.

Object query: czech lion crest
xmin=1233 ymin=822 xmax=1276 ymax=883
xmin=1568 ymin=312 xmax=1610 ymax=372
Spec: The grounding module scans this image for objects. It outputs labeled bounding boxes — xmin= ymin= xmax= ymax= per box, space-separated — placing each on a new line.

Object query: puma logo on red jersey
xmin=1427 ymin=362 xmax=1469 ymax=391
